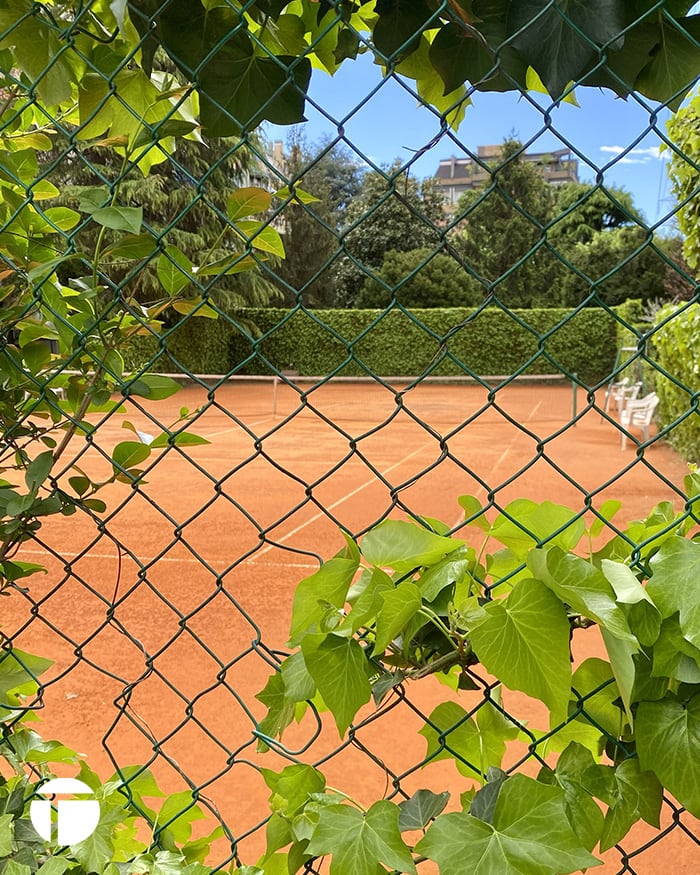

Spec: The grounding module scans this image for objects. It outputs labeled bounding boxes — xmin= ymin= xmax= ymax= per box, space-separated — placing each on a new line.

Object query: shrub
xmin=230 ymin=306 xmax=619 ymax=386
xmin=652 ymin=302 xmax=700 ymax=462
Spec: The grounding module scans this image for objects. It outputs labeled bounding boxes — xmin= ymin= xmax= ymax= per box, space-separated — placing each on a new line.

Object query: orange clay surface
xmin=5 ymin=379 xmax=699 ymax=872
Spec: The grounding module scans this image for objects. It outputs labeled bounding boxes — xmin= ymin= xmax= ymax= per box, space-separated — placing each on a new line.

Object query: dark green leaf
xmin=111 ymin=440 xmax=151 ymax=472
xmin=0 ymin=649 xmax=52 ymax=700
xmin=398 ymin=790 xmax=450 ymax=831
xmin=635 ymin=15 xmax=700 ymax=110
xmin=599 ymin=758 xmax=662 ymax=852
xmin=25 ymin=450 xmax=53 ymax=492
xmin=132 ymin=118 xmax=198 ymax=147
xmin=127 ymin=374 xmax=181 ymax=400
xmin=509 ymin=0 xmax=626 ymax=98
xmin=150 ymin=431 xmax=210 ymax=448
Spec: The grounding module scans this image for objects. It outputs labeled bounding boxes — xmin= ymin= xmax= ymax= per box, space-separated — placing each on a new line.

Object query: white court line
xmin=17 ymin=548 xmax=318 ymax=572
xmin=450 ymin=399 xmax=544 ymax=529
xmin=252 ymin=441 xmax=436 ymax=562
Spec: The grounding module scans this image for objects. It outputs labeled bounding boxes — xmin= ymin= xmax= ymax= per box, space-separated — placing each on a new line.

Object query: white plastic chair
xmin=620 ymin=392 xmax=659 ymax=449
xmin=604 ymin=378 xmax=643 ymax=415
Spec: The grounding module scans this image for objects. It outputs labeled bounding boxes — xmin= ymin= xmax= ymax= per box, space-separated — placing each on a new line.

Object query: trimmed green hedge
xmin=122 ymin=306 xmax=623 ymax=386
xmin=229 ymin=307 xmax=618 ymax=385
xmin=652 ymin=303 xmax=700 ymax=462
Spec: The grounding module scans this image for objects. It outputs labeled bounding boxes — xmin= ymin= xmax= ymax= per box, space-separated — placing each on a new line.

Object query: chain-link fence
xmin=1 ymin=1 xmax=700 ymax=873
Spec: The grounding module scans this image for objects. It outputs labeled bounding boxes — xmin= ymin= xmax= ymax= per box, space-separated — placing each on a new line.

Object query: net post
xmin=273 ymin=375 xmax=278 ymax=416
xmin=572 ymin=373 xmax=577 ymax=425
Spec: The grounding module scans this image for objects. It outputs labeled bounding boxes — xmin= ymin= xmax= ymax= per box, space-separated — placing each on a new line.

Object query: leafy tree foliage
xmin=334 ymin=163 xmax=446 ymax=307
xmin=451 ymin=139 xmax=559 ymax=308
xmin=443 ymin=141 xmax=668 ymax=308
xmin=357 ymin=247 xmax=484 ymax=308
xmin=46 ymin=70 xmax=281 ymax=315
xmin=273 ymin=132 xmax=363 ymax=306
xmin=666 ymin=91 xmax=700 ymax=271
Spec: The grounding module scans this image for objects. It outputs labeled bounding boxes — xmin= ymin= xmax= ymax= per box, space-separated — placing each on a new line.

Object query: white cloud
xmin=599 ymin=144 xmax=665 ymax=163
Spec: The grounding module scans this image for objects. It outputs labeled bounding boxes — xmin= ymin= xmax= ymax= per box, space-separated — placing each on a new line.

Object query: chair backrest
xmin=627 ymin=392 xmax=659 ymax=426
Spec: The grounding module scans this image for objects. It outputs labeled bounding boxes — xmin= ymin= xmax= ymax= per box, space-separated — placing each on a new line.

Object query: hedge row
xmin=122 ymin=306 xmax=624 ymax=386
xmin=652 ymin=304 xmax=700 ymax=462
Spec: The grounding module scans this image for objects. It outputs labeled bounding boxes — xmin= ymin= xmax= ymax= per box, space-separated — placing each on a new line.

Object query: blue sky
xmin=270 ymin=52 xmax=680 ymax=230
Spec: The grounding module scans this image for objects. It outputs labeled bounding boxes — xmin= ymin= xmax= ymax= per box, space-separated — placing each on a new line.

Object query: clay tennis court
xmin=7 ymin=378 xmax=698 ymax=872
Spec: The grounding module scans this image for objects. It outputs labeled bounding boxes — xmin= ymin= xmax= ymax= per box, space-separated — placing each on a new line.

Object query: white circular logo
xmin=29 ymin=778 xmax=101 ymax=845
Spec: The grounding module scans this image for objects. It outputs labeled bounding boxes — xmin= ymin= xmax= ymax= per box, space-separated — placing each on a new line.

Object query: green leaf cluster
xmin=255 ymin=488 xmax=700 ymax=872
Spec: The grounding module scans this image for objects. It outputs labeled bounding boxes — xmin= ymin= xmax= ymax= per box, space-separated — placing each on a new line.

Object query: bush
xmin=652 ymin=303 xmax=700 ymax=462
xmin=357 ymin=248 xmax=485 ymax=308
xmin=230 ymin=306 xmax=619 ymax=386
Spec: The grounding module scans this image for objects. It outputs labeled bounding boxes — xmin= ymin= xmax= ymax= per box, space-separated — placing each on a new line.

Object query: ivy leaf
xmin=489 ymin=499 xmax=586 ymax=558
xmin=652 ymin=617 xmax=700 ymax=684
xmin=155 ymin=6 xmax=311 ymax=135
xmin=418 ymin=549 xmax=471 ymax=602
xmin=601 ymin=559 xmax=660 ymax=647
xmin=419 ymin=698 xmax=519 ymax=778
xmin=468 ymin=578 xmax=572 ymax=724
xmin=373 ymin=0 xmax=433 ymax=62
xmin=361 ymin=520 xmax=462 ymax=575
xmin=398 ymin=790 xmax=449 ymax=831
xmin=636 ymin=693 xmax=700 ymax=817
xmin=541 ymin=742 xmax=604 ymax=851
xmin=599 ymin=758 xmax=662 ymax=852
xmin=71 ymin=801 xmax=127 ymax=874
xmin=508 ymin=0 xmax=626 ymax=99
xmin=307 ymin=800 xmax=417 ymax=875
xmin=647 ymin=536 xmax=700 ymax=650
xmin=415 ymin=774 xmax=601 ymax=874
xmin=301 ymin=634 xmax=371 ymax=736
xmin=289 ymin=557 xmax=358 ymax=645
xmin=255 ymin=671 xmax=296 ymax=743
xmin=635 ymin=15 xmax=700 ymax=110
xmin=528 ymin=547 xmax=636 ymax=644
xmin=373 ymin=582 xmax=422 ymax=653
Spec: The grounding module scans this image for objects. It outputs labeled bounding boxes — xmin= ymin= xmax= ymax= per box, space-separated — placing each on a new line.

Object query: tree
xmin=555 ymin=226 xmax=667 ymax=307
xmin=550 ymin=182 xmax=641 ymax=245
xmin=273 ymin=132 xmax=362 ymax=307
xmin=45 ymin=58 xmax=281 ymax=316
xmin=666 ymin=90 xmax=700 ymax=271
xmin=334 ymin=163 xmax=446 ymax=307
xmin=451 ymin=138 xmax=560 ymax=308
xmin=357 ymin=247 xmax=484 ymax=308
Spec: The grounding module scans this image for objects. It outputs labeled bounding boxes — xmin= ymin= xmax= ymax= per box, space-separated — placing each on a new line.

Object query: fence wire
xmin=1 ymin=1 xmax=700 ymax=873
